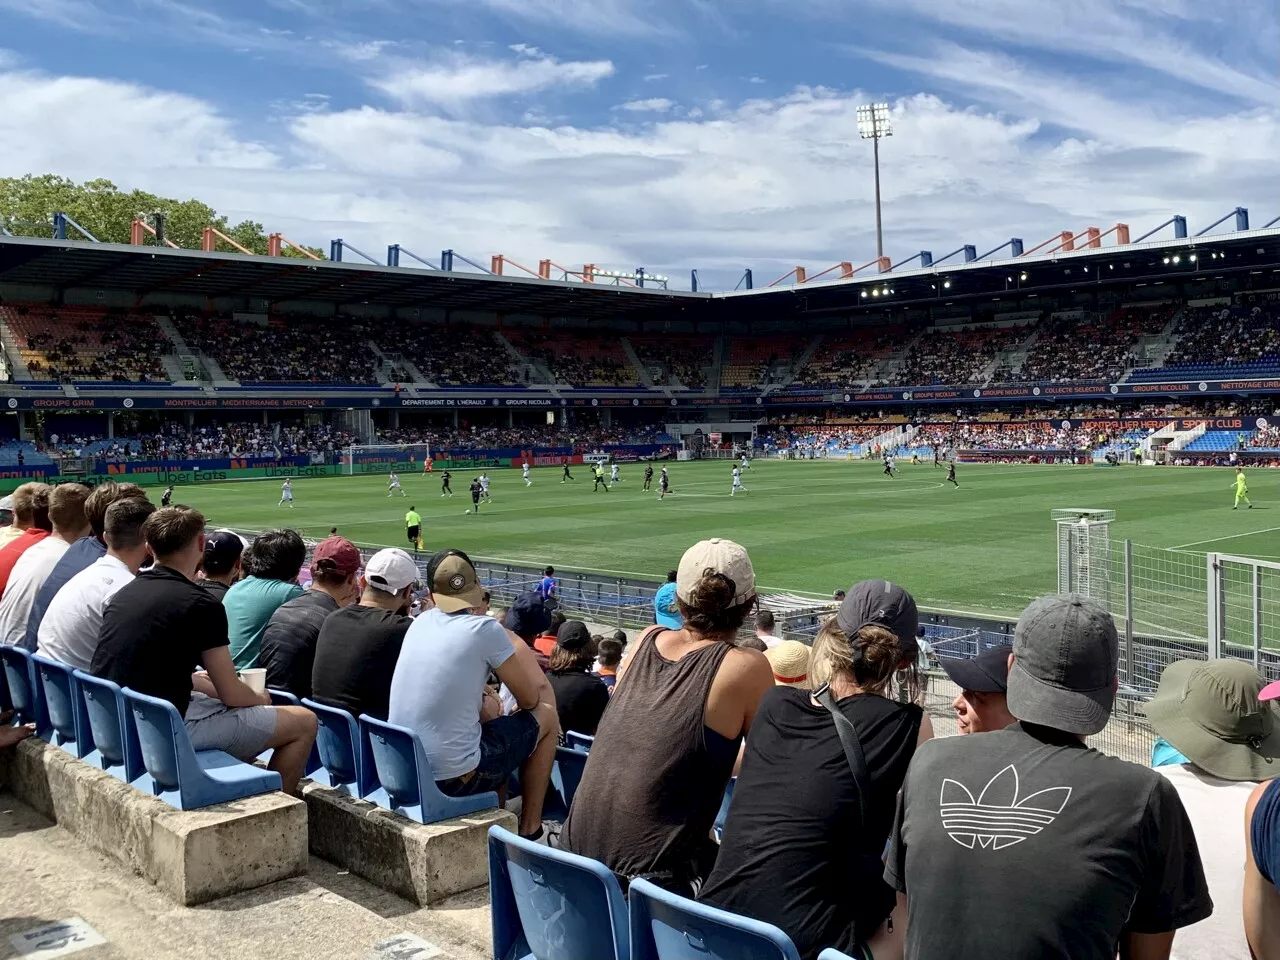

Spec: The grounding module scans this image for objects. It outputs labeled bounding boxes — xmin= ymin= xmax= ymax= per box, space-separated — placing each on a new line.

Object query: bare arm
xmin=1245 ymin=781 xmax=1280 ymax=960
xmin=190 ymin=671 xmax=218 ymax=698
xmin=493 ymin=629 xmax=555 ymax=713
xmin=917 ymin=712 xmax=935 ymax=747
xmin=1120 ymin=931 xmax=1174 ymax=960
xmin=705 ymin=646 xmax=774 ymax=742
xmin=200 ymin=646 xmax=269 ymax=708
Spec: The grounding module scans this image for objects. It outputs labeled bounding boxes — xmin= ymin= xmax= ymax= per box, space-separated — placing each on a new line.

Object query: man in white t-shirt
xmin=753 ymin=608 xmax=781 ymax=649
xmin=37 ymin=498 xmax=156 ymax=670
xmin=1141 ymin=658 xmax=1280 ymax=960
xmin=0 ymin=483 xmax=90 ymax=649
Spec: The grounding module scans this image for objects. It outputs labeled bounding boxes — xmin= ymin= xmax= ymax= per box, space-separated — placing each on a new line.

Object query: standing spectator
xmin=198 ymin=530 xmax=245 ymax=600
xmin=389 ymin=549 xmax=559 ymax=841
xmin=754 ymin=608 xmax=781 ymax=649
xmin=0 ymin=483 xmax=51 ymax=590
xmin=1141 ymin=659 xmax=1280 ymax=960
xmin=562 ymin=539 xmax=774 ymax=891
xmin=654 ymin=568 xmax=682 ymax=630
xmin=701 ymin=581 xmax=932 ymax=960
xmin=1245 ymin=777 xmax=1280 ymax=959
xmin=0 ymin=483 xmax=90 ymax=647
xmin=595 ymin=637 xmax=623 ymax=692
xmin=310 ymin=548 xmax=416 ymax=720
xmin=938 ymin=644 xmax=1015 ymax=734
xmin=89 ymin=507 xmax=318 ymax=793
xmin=24 ymin=481 xmax=147 ymax=649
xmin=35 ymin=498 xmax=156 ymax=670
xmin=886 ymin=595 xmax=1212 ymax=960
xmin=223 ymin=529 xmax=306 ymax=669
xmin=547 ymin=620 xmax=610 ymax=737
xmin=537 ymin=565 xmax=558 ymax=608
xmin=261 ymin=536 xmax=361 ymax=699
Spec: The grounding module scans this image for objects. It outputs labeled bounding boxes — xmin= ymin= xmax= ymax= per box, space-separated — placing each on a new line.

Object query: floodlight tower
xmin=856 ymin=102 xmax=892 ymax=260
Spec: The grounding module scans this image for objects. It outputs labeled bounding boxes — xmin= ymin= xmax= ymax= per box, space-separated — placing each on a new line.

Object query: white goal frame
xmin=344 ymin=442 xmax=432 ymax=476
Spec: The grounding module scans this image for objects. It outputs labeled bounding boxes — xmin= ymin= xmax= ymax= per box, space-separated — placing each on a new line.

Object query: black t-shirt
xmin=311 ymin=604 xmax=412 ymax=720
xmin=470 ymin=481 xmax=481 ymax=500
xmin=699 ymin=688 xmax=922 ymax=960
xmin=90 ymin=564 xmax=230 ymax=717
xmin=885 ymin=722 xmax=1212 ymax=960
xmin=260 ymin=590 xmax=339 ymax=698
xmin=200 ymin=579 xmax=231 ymax=601
xmin=547 ymin=668 xmax=610 ymax=737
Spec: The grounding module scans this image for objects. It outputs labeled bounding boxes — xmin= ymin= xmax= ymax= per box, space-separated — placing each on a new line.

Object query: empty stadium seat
xmin=565 ymin=731 xmax=595 ymax=752
xmin=360 ymin=713 xmax=499 ymax=823
xmin=488 ymin=824 xmax=629 ymax=960
xmin=302 ymin=697 xmax=378 ymax=798
xmin=551 ymin=746 xmax=588 ymax=812
xmin=123 ymin=688 xmax=281 ymax=810
xmin=31 ymin=655 xmax=87 ymax=757
xmin=0 ymin=645 xmax=49 ymax=737
xmin=628 ymin=877 xmax=802 ymax=960
xmin=74 ymin=670 xmax=146 ymax=785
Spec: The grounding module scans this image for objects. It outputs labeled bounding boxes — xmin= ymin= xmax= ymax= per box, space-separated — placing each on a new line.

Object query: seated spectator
xmin=562 ymin=539 xmax=773 ymax=891
xmin=754 ymin=608 xmax=781 ymax=649
xmin=595 ymin=637 xmax=623 ymax=691
xmin=388 ymin=549 xmax=559 ymax=841
xmin=654 ymin=568 xmax=682 ymax=629
xmin=762 ymin=639 xmax=811 ymax=688
xmin=223 ymin=529 xmax=306 ymax=669
xmin=502 ymin=591 xmax=552 ymax=672
xmin=89 ymin=507 xmax=317 ymax=793
xmin=0 ymin=483 xmax=90 ymax=647
xmin=24 ymin=481 xmax=147 ymax=649
xmin=939 ymin=644 xmax=1015 ymax=734
xmin=886 ymin=595 xmax=1211 ymax=960
xmin=0 ymin=483 xmax=51 ymax=590
xmin=1245 ymin=777 xmax=1280 ymax=959
xmin=534 ymin=609 xmax=565 ymax=658
xmin=35 ymin=498 xmax=155 ymax=670
xmin=702 ymin=580 xmax=932 ymax=960
xmin=261 ymin=536 xmax=361 ymax=698
xmin=198 ymin=530 xmax=245 ymax=599
xmin=547 ymin=620 xmax=610 ymax=738
xmin=1140 ymin=659 xmax=1280 ymax=960
xmin=310 ymin=547 xmax=416 ymax=720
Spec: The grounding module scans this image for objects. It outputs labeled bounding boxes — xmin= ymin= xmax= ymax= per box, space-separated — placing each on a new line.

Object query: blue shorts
xmin=437 ymin=711 xmax=540 ymax=797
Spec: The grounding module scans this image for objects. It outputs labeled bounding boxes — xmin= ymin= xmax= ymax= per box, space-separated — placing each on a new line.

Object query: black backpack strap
xmin=814 ymin=684 xmax=871 ymax=827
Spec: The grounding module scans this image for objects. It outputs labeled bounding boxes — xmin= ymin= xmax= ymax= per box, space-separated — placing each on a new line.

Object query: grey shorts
xmin=185 ymin=692 xmax=278 ymax=761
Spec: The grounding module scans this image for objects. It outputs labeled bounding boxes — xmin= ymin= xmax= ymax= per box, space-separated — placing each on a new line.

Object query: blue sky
xmin=0 ymin=0 xmax=1276 ymax=289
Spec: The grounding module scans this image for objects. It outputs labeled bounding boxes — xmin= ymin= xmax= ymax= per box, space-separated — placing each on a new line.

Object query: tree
xmin=0 ymin=174 xmax=326 ymax=259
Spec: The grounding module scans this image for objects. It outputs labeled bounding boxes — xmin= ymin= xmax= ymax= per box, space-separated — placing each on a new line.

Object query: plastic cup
xmin=240 ymin=668 xmax=267 ymax=695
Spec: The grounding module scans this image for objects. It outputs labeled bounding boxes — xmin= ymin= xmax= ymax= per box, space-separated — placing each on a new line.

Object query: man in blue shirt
xmin=653 ymin=568 xmax=682 ymax=630
xmin=537 ymin=566 xmax=557 ymax=607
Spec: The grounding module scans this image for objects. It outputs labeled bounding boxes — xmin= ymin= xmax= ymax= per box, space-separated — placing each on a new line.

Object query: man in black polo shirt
xmin=90 ymin=506 xmax=317 ymax=793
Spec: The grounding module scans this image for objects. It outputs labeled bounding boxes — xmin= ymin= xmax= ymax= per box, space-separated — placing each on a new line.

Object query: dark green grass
xmin=179 ymin=460 xmax=1278 ymax=621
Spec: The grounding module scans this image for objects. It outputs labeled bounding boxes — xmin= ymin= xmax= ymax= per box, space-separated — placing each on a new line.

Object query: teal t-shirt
xmin=224 ymin=576 xmax=304 ymax=670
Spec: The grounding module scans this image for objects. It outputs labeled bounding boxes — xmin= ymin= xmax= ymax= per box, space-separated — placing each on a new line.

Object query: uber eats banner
xmin=0 ymin=463 xmax=344 ymax=494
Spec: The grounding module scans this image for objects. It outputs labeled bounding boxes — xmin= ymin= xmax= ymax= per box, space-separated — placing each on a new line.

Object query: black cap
xmin=836 ymin=580 xmax=920 ymax=657
xmin=203 ymin=530 xmax=245 ymax=576
xmin=503 ymin=591 xmax=551 ymax=640
xmin=557 ymin=620 xmax=592 ymax=652
xmin=939 ymin=645 xmax=1013 ymax=694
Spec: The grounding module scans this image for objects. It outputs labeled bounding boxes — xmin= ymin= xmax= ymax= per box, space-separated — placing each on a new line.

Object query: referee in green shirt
xmin=405 ymin=506 xmax=422 ymax=554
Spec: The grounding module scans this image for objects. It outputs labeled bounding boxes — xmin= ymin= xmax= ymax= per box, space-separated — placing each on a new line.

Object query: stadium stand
xmin=789 ymin=327 xmax=905 ymax=389
xmin=1008 ymin=303 xmax=1176 ymax=383
xmin=506 ymin=331 xmax=639 ymax=387
xmin=632 ymin=336 xmax=713 ymax=389
xmin=720 ymin=335 xmax=809 ymax=391
xmin=896 ymin=325 xmax=1027 ymax=386
xmin=377 ymin=324 xmax=519 ymax=387
xmin=1 ymin=304 xmax=168 ymax=382
xmin=1128 ymin=301 xmax=1280 ymax=382
xmin=171 ymin=311 xmax=379 ymax=383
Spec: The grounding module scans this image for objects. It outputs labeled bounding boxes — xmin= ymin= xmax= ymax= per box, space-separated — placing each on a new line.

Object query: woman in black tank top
xmin=699 ymin=580 xmax=934 ymax=960
xmin=560 ymin=538 xmax=774 ymax=892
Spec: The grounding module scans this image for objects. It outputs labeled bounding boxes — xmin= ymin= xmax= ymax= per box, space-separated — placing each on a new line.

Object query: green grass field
xmin=176 ymin=460 xmax=1279 ymax=623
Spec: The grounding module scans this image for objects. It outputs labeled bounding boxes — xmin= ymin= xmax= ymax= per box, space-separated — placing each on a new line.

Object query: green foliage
xmin=0 ymin=174 xmax=325 ymax=259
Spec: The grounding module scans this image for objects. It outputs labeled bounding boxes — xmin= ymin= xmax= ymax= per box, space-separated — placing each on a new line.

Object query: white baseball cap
xmin=677 ymin=538 xmax=756 ymax=608
xmin=364 ymin=548 xmax=420 ymax=595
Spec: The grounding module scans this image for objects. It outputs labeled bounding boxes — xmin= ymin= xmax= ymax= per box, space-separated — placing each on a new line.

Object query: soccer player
xmin=658 ymin=466 xmax=671 ymax=500
xmin=479 ymin=473 xmax=492 ymax=503
xmin=562 ymin=463 xmax=575 ymax=483
xmin=405 ymin=505 xmax=422 ymax=553
xmin=911 ymin=452 xmax=921 ymax=465
xmin=883 ymin=455 xmax=896 ymax=478
xmin=522 ymin=460 xmax=532 ymax=487
xmin=469 ymin=477 xmax=482 ymax=514
xmin=1233 ymin=467 xmax=1253 ymax=509
xmin=440 ymin=470 xmax=453 ymax=498
xmin=731 ymin=465 xmax=748 ymax=496
xmin=611 ymin=461 xmax=621 ymax=484
xmin=160 ymin=485 xmax=173 ymax=507
xmin=593 ymin=464 xmax=610 ymax=492
xmin=423 ymin=456 xmax=433 ymax=474
xmin=643 ymin=465 xmax=654 ymax=491
xmin=947 ymin=461 xmax=959 ymax=488
xmin=280 ymin=478 xmax=294 ymax=507
xmin=934 ymin=446 xmax=942 ymax=468
xmin=740 ymin=453 xmax=751 ymax=471
xmin=388 ymin=472 xmax=406 ymax=497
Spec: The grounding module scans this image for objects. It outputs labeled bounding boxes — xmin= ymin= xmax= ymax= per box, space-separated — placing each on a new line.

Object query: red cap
xmin=1261 ymin=679 xmax=1280 ymax=703
xmin=311 ymin=536 xmax=362 ymax=577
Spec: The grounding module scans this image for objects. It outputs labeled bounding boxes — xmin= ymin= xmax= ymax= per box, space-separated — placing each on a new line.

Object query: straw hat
xmin=765 ymin=640 xmax=811 ymax=689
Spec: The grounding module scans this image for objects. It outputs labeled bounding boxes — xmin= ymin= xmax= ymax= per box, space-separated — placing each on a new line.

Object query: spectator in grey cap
xmin=886 ymin=594 xmax=1212 ymax=960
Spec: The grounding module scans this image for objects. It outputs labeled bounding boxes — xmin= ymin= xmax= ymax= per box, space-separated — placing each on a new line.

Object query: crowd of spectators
xmin=721 ymin=336 xmax=808 ymax=389
xmin=1010 ymin=303 xmax=1176 ymax=383
xmin=792 ymin=329 xmax=902 ymax=388
xmin=894 ymin=326 xmax=1028 ymax=387
xmin=1166 ymin=302 xmax=1280 ymax=369
xmin=507 ymin=332 xmax=639 ymax=387
xmin=632 ymin=337 xmax=712 ymax=389
xmin=374 ymin=421 xmax=669 ymax=452
xmin=2 ymin=305 xmax=168 ymax=382
xmin=915 ymin=422 xmax=1097 ymax=451
xmin=172 ymin=312 xmax=379 ymax=383
xmin=377 ymin=325 xmax=517 ymax=386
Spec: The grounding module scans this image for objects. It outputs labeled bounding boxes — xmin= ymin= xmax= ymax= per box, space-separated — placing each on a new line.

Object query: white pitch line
xmin=1170 ymin=525 xmax=1280 ymax=551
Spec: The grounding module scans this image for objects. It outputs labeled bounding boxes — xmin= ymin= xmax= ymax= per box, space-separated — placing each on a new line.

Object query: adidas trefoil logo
xmin=940 ymin=764 xmax=1071 ymax=851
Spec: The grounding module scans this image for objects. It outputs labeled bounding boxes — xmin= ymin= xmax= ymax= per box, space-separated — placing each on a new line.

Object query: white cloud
xmin=643 ymin=73 xmax=669 ymax=82
xmin=370 ymin=49 xmax=615 ymax=110
xmin=748 ymin=75 xmax=766 ymax=84
xmin=617 ymin=98 xmax=675 ymax=113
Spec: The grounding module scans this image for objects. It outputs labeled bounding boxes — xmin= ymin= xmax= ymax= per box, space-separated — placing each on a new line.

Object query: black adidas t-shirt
xmin=885 ymin=722 xmax=1212 ymax=960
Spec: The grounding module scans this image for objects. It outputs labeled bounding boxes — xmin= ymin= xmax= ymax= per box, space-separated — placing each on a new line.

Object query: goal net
xmin=1053 ymin=508 xmax=1116 ymax=607
xmin=344 ymin=442 xmax=432 ymax=476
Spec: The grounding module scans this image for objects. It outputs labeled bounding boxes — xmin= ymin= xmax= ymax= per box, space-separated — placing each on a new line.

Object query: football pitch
xmin=177 ymin=460 xmax=1278 ymax=623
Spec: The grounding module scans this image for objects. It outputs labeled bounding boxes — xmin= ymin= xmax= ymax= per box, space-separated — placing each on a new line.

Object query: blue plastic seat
xmin=713 ymin=777 xmax=735 ymax=843
xmin=302 ymin=697 xmax=377 ymax=797
xmin=628 ymin=877 xmax=801 ymax=960
xmin=552 ymin=746 xmax=588 ymax=813
xmin=31 ymin=655 xmax=87 ymax=756
xmin=565 ymin=731 xmax=594 ymax=753
xmin=263 ymin=689 xmax=321 ymax=775
xmin=360 ymin=713 xmax=499 ymax=824
xmin=268 ymin=688 xmax=301 ymax=706
xmin=73 ymin=670 xmax=145 ymax=785
xmin=488 ymin=824 xmax=629 ymax=960
xmin=122 ymin=688 xmax=281 ymax=810
xmin=0 ymin=644 xmax=49 ymax=737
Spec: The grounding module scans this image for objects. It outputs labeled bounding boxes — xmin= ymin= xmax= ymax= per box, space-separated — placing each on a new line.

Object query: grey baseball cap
xmin=1007 ymin=594 xmax=1118 ymax=736
xmin=836 ymin=580 xmax=920 ymax=659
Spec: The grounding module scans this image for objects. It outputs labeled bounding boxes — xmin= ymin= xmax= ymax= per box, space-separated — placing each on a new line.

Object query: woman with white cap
xmin=560 ymin=538 xmax=773 ymax=894
xmin=699 ymin=580 xmax=933 ymax=960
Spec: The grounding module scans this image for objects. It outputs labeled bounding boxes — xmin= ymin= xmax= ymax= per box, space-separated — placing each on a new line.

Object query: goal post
xmin=1053 ymin=508 xmax=1116 ymax=606
xmin=344 ymin=442 xmax=432 ymax=476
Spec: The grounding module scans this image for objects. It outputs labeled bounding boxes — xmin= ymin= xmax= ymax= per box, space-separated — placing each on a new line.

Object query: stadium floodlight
xmin=856 ymin=102 xmax=893 ymax=259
